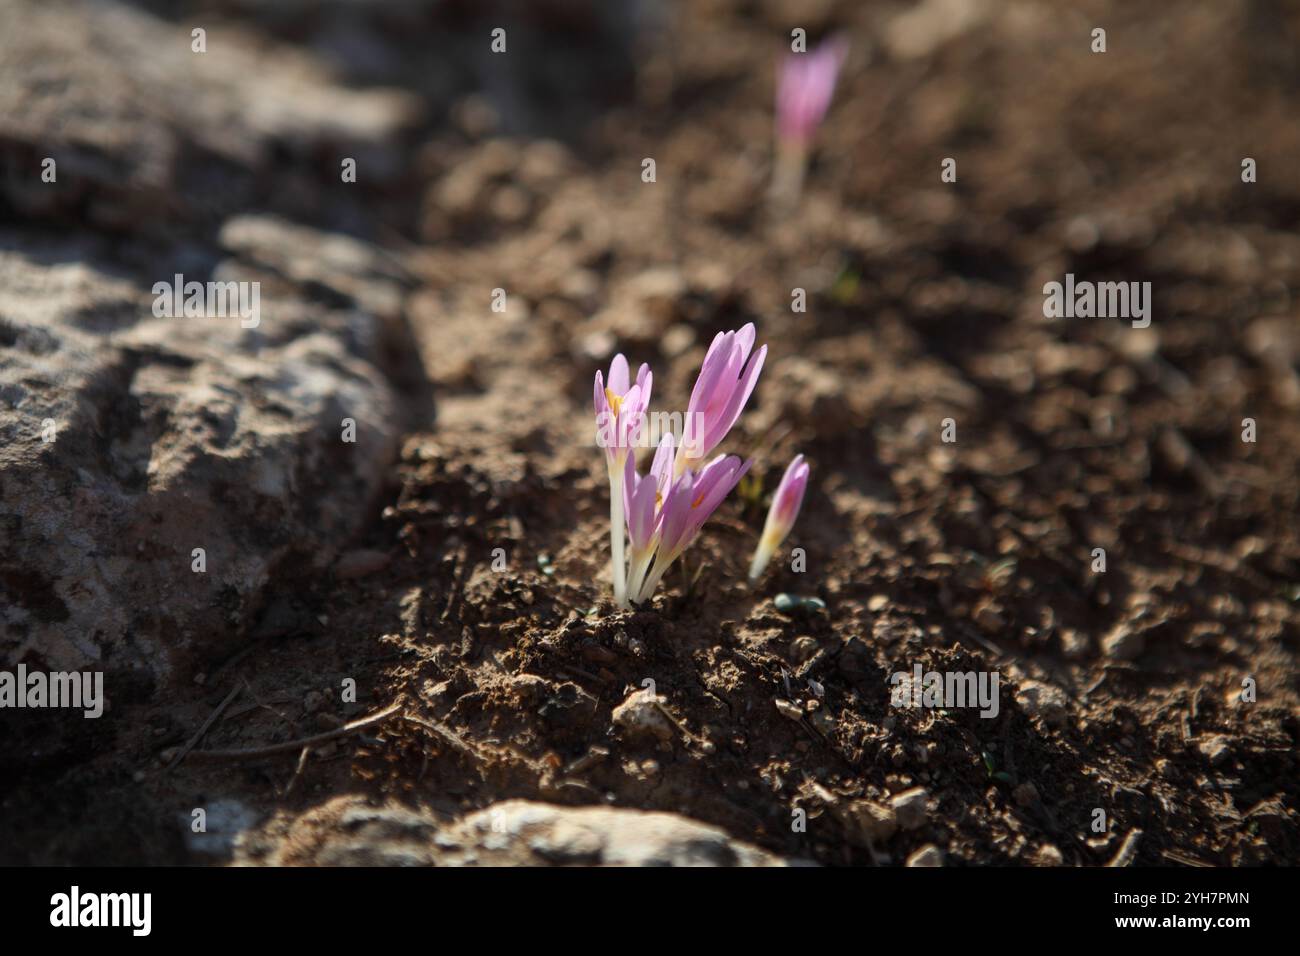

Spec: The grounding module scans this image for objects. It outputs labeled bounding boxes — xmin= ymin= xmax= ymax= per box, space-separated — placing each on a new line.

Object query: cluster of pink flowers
xmin=594 ymin=324 xmax=809 ymax=608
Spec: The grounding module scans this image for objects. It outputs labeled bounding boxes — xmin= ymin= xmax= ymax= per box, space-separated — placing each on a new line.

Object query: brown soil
xmin=5 ymin=0 xmax=1299 ymax=865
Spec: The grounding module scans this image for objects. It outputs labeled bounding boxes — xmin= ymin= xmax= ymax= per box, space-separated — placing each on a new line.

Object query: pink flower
xmin=749 ymin=454 xmax=810 ymax=581
xmin=776 ymin=37 xmax=848 ymax=146
xmin=594 ymin=353 xmax=652 ymax=464
xmin=628 ymin=450 xmax=753 ymax=605
xmin=595 ymin=353 xmax=652 ymax=607
xmin=663 ymin=454 xmax=753 ymax=559
xmin=677 ymin=323 xmax=766 ymax=474
xmin=771 ymin=454 xmax=810 ymax=528
xmin=623 ymin=435 xmax=672 ymax=558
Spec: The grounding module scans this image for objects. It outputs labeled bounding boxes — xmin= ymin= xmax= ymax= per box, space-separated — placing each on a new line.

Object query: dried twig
xmin=1107 ymin=828 xmax=1143 ymax=867
xmin=166 ymin=683 xmax=243 ymax=770
xmin=403 ymin=714 xmax=483 ymax=763
xmin=441 ymin=545 xmax=472 ymax=624
xmin=283 ymin=746 xmax=312 ymax=797
xmin=182 ymin=702 xmax=403 ymax=764
xmin=1161 ymin=848 xmax=1211 ymax=867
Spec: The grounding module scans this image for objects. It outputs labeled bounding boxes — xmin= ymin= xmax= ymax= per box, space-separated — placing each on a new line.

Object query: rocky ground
xmin=1 ymin=0 xmax=1298 ymax=866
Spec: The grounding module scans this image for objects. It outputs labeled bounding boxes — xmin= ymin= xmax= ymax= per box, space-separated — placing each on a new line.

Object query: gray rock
xmin=182 ymin=799 xmax=261 ymax=860
xmin=0 ymin=0 xmax=427 ymax=690
xmin=254 ymin=796 xmax=797 ymax=867
xmin=0 ymin=232 xmax=401 ymax=685
xmin=426 ymin=800 xmax=793 ymax=866
xmin=0 ymin=0 xmax=420 ymax=229
xmin=267 ymin=801 xmax=442 ymax=867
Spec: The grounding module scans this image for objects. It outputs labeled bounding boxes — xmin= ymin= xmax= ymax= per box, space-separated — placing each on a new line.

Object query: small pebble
xmin=1103 ymin=623 xmax=1145 ymax=660
xmin=1059 ymin=628 xmax=1090 ymax=660
xmin=611 ymin=688 xmax=674 ymax=743
xmin=906 ymin=844 xmax=945 ymax=867
xmin=847 ymin=800 xmax=896 ymax=843
xmin=973 ymin=599 xmax=1004 ymax=634
xmin=774 ymin=698 xmax=804 ymax=721
xmin=774 ymin=593 xmax=827 ymax=614
xmin=1013 ymin=782 xmax=1040 ymax=808
xmin=1197 ymin=735 xmax=1232 ymax=766
xmin=789 ymin=636 xmax=819 ymax=663
xmin=890 ymin=787 xmax=930 ymax=830
xmin=1034 ymin=844 xmax=1065 ymax=866
xmin=1016 ymin=679 xmax=1070 ymax=729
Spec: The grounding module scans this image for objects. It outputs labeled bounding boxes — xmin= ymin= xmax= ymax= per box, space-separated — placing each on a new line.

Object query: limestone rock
xmin=259 ymin=797 xmax=797 ymax=867
xmin=0 ymin=231 xmax=401 ymax=686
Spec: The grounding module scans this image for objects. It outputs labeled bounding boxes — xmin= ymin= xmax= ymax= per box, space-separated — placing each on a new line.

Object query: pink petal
xmin=650 ymin=433 xmax=676 ymax=491
xmin=624 ymin=454 xmax=658 ymax=550
xmin=687 ymin=331 xmax=735 ymax=412
xmin=608 ymin=353 xmax=630 ymax=395
xmin=617 ymin=383 xmax=643 ymax=447
xmin=691 ymin=456 xmax=752 ymax=533
xmin=658 ymin=472 xmax=697 ymax=555
xmin=734 ymin=322 xmax=756 ymax=363
xmin=773 ymin=455 xmax=810 ymax=527
xmin=706 ymin=344 xmax=766 ymax=452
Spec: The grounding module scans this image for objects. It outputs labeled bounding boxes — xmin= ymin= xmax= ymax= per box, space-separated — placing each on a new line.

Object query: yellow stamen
xmin=605 ymin=388 xmax=623 ymax=418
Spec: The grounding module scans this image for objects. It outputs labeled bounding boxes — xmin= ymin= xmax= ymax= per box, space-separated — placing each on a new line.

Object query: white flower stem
xmin=609 ymin=467 xmax=628 ymax=608
xmin=749 ymin=528 xmax=780 ymax=583
xmin=626 ymin=548 xmax=653 ymax=606
xmin=769 ymin=139 xmax=808 ymax=213
xmin=635 ymin=551 xmax=676 ymax=605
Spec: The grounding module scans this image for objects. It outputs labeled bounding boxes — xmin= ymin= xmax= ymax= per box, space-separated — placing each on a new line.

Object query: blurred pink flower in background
xmin=776 ymin=36 xmax=849 ymax=146
xmin=772 ymin=36 xmax=848 ymax=208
